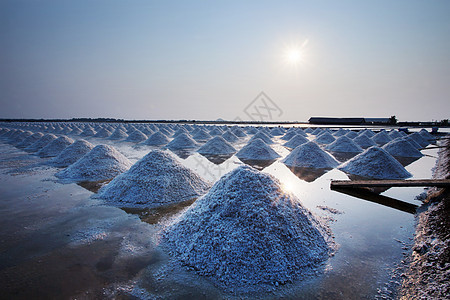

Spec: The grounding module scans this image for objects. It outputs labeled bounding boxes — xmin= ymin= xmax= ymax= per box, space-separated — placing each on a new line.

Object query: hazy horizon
xmin=1 ymin=1 xmax=449 ymax=122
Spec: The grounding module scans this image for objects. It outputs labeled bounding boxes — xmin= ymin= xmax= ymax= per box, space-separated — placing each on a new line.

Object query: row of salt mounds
xmin=24 ymin=134 xmax=58 ymax=153
xmin=163 ymin=165 xmax=332 ymax=292
xmin=339 ymin=146 xmax=412 ymax=179
xmin=142 ymin=131 xmax=170 ymax=146
xmin=236 ymin=138 xmax=280 ymax=160
xmin=48 ymin=140 xmax=95 ymax=167
xmin=95 ymin=150 xmax=211 ymax=208
xmin=283 ymin=142 xmax=339 ymax=169
xmin=197 ymin=136 xmax=236 ymax=155
xmin=382 ymin=138 xmax=423 ymax=158
xmin=36 ymin=136 xmax=74 ymax=158
xmin=16 ymin=132 xmax=45 ymax=148
xmin=55 ymin=145 xmax=132 ymax=182
xmin=325 ymin=136 xmax=363 ymax=154
xmin=283 ymin=134 xmax=309 ymax=149
xmin=249 ymin=131 xmax=274 ymax=144
xmin=166 ymin=133 xmax=197 ymax=150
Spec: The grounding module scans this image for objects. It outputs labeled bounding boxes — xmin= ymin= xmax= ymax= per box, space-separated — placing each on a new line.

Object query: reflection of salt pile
xmin=325 ymin=136 xmax=363 ymax=154
xmin=353 ymin=135 xmax=376 ymax=149
xmin=163 ymin=166 xmax=332 ymax=291
xmin=125 ymin=130 xmax=148 ymax=143
xmin=55 ymin=145 xmax=132 ymax=182
xmin=283 ymin=142 xmax=339 ymax=169
xmin=36 ymin=136 xmax=74 ymax=158
xmin=314 ymin=132 xmax=335 ymax=144
xmin=382 ymin=138 xmax=423 ymax=158
xmin=339 ymin=146 xmax=412 ymax=179
xmin=25 ymin=134 xmax=58 ymax=153
xmin=96 ymin=150 xmax=211 ymax=208
xmin=166 ymin=133 xmax=197 ymax=150
xmin=142 ymin=131 xmax=170 ymax=146
xmin=49 ymin=139 xmax=95 ymax=167
xmin=236 ymin=138 xmax=280 ymax=160
xmin=283 ymin=134 xmax=309 ymax=149
xmin=197 ymin=136 xmax=236 ymax=155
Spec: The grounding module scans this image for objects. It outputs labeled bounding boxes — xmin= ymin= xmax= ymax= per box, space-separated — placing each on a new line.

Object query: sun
xmin=286 ymin=48 xmax=302 ymax=64
xmin=282 ymin=39 xmax=308 ymax=67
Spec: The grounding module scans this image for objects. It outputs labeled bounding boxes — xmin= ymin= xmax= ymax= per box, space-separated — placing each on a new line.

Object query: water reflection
xmin=77 ymin=179 xmax=111 ymax=193
xmin=328 ymin=151 xmax=360 ymax=163
xmin=169 ymin=149 xmax=195 ymax=159
xmin=199 ymin=153 xmax=233 ymax=165
xmin=285 ymin=166 xmax=331 ymax=183
xmin=238 ymin=158 xmax=277 ymax=170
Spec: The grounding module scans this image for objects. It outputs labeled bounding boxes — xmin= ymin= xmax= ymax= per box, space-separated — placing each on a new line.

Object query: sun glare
xmin=287 ymin=48 xmax=302 ymax=64
xmin=282 ymin=39 xmax=308 ymax=67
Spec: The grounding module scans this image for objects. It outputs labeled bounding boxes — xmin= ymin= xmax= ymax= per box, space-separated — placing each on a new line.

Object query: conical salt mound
xmin=314 ymin=132 xmax=335 ymax=144
xmin=16 ymin=132 xmax=45 ymax=149
xmin=231 ymin=127 xmax=247 ymax=137
xmin=94 ymin=127 xmax=112 ymax=138
xmin=142 ymin=131 xmax=170 ymax=146
xmin=281 ymin=131 xmax=298 ymax=141
xmin=402 ymin=136 xmax=422 ymax=149
xmin=96 ymin=150 xmax=211 ymax=208
xmin=221 ymin=130 xmax=239 ymax=143
xmin=419 ymin=129 xmax=434 ymax=142
xmin=197 ymin=136 xmax=236 ymax=155
xmin=236 ymin=138 xmax=280 ymax=160
xmin=382 ymin=138 xmax=423 ymax=158
xmin=109 ymin=128 xmax=128 ymax=140
xmin=125 ymin=130 xmax=148 ymax=143
xmin=192 ymin=129 xmax=211 ymax=142
xmin=24 ymin=134 xmax=58 ymax=153
xmin=283 ymin=141 xmax=339 ymax=169
xmin=283 ymin=134 xmax=309 ymax=149
xmin=163 ymin=165 xmax=332 ymax=292
xmin=353 ymin=135 xmax=376 ymax=149
xmin=270 ymin=127 xmax=285 ymax=136
xmin=55 ymin=145 xmax=132 ymax=182
xmin=11 ymin=131 xmax=33 ymax=146
xmin=249 ymin=131 xmax=273 ymax=144
xmin=339 ymin=146 xmax=412 ymax=179
xmin=388 ymin=130 xmax=402 ymax=140
xmin=208 ymin=127 xmax=223 ymax=136
xmin=166 ymin=133 xmax=197 ymax=150
xmin=372 ymin=131 xmax=391 ymax=146
xmin=70 ymin=127 xmax=83 ymax=135
xmin=80 ymin=127 xmax=96 ymax=137
xmin=49 ymin=139 xmax=95 ymax=168
xmin=325 ymin=136 xmax=363 ymax=153
xmin=409 ymin=132 xmax=429 ymax=148
xmin=345 ymin=131 xmax=358 ymax=139
xmin=36 ymin=136 xmax=74 ymax=158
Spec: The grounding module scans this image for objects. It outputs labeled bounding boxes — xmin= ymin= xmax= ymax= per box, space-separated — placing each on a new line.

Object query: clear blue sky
xmin=1 ymin=0 xmax=449 ymax=121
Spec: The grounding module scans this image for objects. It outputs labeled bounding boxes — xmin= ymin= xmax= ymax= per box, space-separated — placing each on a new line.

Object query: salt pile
xmin=345 ymin=131 xmax=358 ymax=139
xmin=80 ymin=127 xmax=96 ymax=137
xmin=109 ymin=128 xmax=128 ymax=140
xmin=11 ymin=131 xmax=33 ymax=146
xmin=283 ymin=134 xmax=309 ymax=149
xmin=325 ymin=136 xmax=363 ymax=153
xmin=125 ymin=130 xmax=148 ymax=143
xmin=353 ymin=135 xmax=376 ymax=149
xmin=55 ymin=144 xmax=132 ymax=182
xmin=409 ymin=132 xmax=429 ymax=148
xmin=236 ymin=138 xmax=280 ymax=160
xmin=49 ymin=139 xmax=95 ymax=167
xmin=402 ymin=136 xmax=422 ymax=149
xmin=283 ymin=142 xmax=339 ymax=169
xmin=197 ymin=136 xmax=236 ymax=155
xmin=70 ymin=127 xmax=83 ymax=135
xmin=172 ymin=127 xmax=189 ymax=138
xmin=388 ymin=130 xmax=402 ymax=140
xmin=24 ymin=134 xmax=58 ymax=153
xmin=166 ymin=133 xmax=197 ymax=150
xmin=371 ymin=131 xmax=391 ymax=146
xmin=221 ymin=130 xmax=239 ymax=143
xmin=36 ymin=136 xmax=74 ymax=158
xmin=281 ymin=131 xmax=298 ymax=141
xmin=231 ymin=127 xmax=247 ymax=137
xmin=142 ymin=131 xmax=170 ymax=146
xmin=419 ymin=128 xmax=434 ymax=142
xmin=192 ymin=129 xmax=211 ymax=142
xmin=314 ymin=132 xmax=336 ymax=145
xmin=382 ymin=138 xmax=423 ymax=158
xmin=208 ymin=127 xmax=223 ymax=136
xmin=270 ymin=127 xmax=285 ymax=136
xmin=333 ymin=128 xmax=348 ymax=137
xmin=96 ymin=150 xmax=211 ymax=208
xmin=163 ymin=165 xmax=332 ymax=291
xmin=249 ymin=131 xmax=273 ymax=144
xmin=339 ymin=146 xmax=412 ymax=179
xmin=94 ymin=127 xmax=112 ymax=138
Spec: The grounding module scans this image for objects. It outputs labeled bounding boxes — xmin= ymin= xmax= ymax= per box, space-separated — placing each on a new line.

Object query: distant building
xmin=308 ymin=117 xmax=391 ymax=125
xmin=364 ymin=118 xmax=390 ymax=124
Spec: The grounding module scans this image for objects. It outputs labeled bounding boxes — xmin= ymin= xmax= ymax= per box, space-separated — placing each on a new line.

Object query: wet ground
xmin=0 ymin=132 xmax=440 ymax=299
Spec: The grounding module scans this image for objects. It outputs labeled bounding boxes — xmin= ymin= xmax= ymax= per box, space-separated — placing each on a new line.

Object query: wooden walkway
xmin=331 ymin=179 xmax=450 ymax=189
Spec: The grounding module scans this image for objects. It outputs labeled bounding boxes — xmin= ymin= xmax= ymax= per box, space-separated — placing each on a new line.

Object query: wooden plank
xmin=331 ymin=179 xmax=450 ymax=188
xmin=331 ymin=186 xmax=418 ymax=214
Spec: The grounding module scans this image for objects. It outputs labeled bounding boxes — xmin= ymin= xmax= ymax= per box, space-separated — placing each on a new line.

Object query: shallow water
xmin=0 ymin=130 xmax=440 ymax=299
